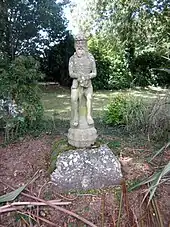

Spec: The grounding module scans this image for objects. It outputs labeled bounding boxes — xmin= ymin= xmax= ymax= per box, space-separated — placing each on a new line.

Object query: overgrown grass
xmin=41 ymin=85 xmax=169 ymax=118
xmin=1 ymin=85 xmax=169 ymax=144
xmin=41 ymin=85 xmax=170 ymax=140
xmin=104 ymin=91 xmax=170 ymax=141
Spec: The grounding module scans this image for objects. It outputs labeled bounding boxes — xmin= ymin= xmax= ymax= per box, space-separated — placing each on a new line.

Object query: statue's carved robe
xmin=69 ymin=52 xmax=96 ymax=88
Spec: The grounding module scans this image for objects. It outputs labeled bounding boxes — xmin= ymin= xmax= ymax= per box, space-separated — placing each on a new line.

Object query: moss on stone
xmin=49 ymin=138 xmax=106 ymax=174
xmin=48 ymin=139 xmax=76 ymax=174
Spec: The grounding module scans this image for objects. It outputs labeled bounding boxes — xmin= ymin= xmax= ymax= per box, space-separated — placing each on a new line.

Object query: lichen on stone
xmin=48 ymin=139 xmax=76 ymax=174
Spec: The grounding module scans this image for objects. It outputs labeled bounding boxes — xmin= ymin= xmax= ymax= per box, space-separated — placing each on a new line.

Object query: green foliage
xmin=108 ymin=54 xmax=132 ymax=89
xmin=132 ymin=51 xmax=170 ymax=87
xmin=0 ymin=0 xmax=68 ymax=59
xmin=104 ymin=93 xmax=170 ymax=140
xmin=0 ymin=171 xmax=38 ymax=203
xmin=0 ymin=184 xmax=27 ymax=203
xmin=79 ymin=0 xmax=170 ymax=88
xmin=88 ymin=36 xmax=132 ymax=90
xmin=88 ymin=41 xmax=111 ymax=90
xmin=104 ymin=94 xmax=145 ymax=126
xmin=0 ymin=55 xmax=44 ymax=140
xmin=104 ymin=94 xmax=127 ymax=125
xmin=41 ymin=32 xmax=75 ymax=86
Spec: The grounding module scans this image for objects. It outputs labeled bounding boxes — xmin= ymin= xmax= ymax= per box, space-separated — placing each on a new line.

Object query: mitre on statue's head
xmin=75 ymin=32 xmax=87 ymax=41
xmin=74 ymin=32 xmax=88 ymax=51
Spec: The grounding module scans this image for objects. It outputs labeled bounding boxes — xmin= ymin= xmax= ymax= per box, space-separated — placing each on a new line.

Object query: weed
xmin=104 ymin=92 xmax=170 ymax=141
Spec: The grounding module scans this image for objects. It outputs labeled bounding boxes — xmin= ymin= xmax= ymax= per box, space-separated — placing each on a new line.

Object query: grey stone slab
xmin=51 ymin=145 xmax=122 ymax=192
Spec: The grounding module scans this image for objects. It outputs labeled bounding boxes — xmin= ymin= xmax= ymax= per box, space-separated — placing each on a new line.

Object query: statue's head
xmin=74 ymin=33 xmax=87 ymax=57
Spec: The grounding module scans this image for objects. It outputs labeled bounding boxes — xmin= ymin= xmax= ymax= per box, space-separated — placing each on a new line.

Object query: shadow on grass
xmin=0 ymin=116 xmax=160 ymax=150
xmin=41 ymin=85 xmax=170 ymax=120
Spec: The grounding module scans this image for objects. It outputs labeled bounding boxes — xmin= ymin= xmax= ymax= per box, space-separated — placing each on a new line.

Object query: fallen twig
xmin=18 ymin=210 xmax=59 ymax=227
xmin=131 ymin=212 xmax=148 ymax=227
xmin=0 ymin=181 xmax=97 ymax=227
xmin=131 ymin=208 xmax=140 ymax=227
xmin=0 ymin=207 xmax=18 ymax=213
xmin=0 ymin=200 xmax=71 ymax=212
xmin=151 ymin=198 xmax=164 ymax=227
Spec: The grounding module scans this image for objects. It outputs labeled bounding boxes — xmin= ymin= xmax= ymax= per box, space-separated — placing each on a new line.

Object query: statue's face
xmin=75 ymin=40 xmax=87 ymax=58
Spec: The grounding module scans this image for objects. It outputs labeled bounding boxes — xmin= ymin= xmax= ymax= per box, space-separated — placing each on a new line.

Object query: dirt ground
xmin=0 ymin=134 xmax=169 ymax=227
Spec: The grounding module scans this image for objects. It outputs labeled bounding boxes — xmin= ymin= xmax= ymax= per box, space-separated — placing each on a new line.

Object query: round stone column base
xmin=68 ymin=127 xmax=97 ymax=148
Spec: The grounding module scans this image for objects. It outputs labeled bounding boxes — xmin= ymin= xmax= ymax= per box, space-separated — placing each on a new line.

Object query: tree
xmin=0 ymin=0 xmax=69 ymax=59
xmin=41 ymin=32 xmax=75 ymax=86
xmin=75 ymin=0 xmax=170 ymax=87
xmin=85 ymin=0 xmax=169 ymax=49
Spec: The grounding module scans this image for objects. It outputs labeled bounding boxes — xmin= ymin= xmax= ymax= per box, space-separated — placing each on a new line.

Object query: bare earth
xmin=0 ymin=134 xmax=169 ymax=227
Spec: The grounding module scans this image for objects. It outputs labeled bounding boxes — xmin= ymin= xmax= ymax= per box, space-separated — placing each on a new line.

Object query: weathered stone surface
xmin=67 ymin=33 xmax=98 ymax=147
xmin=68 ymin=127 xmax=97 ymax=148
xmin=51 ymin=145 xmax=122 ymax=192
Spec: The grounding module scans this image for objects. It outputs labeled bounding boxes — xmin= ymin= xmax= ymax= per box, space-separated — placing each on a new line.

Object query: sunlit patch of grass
xmin=40 ymin=86 xmax=170 ymax=140
xmin=41 ymin=86 xmax=169 ymax=119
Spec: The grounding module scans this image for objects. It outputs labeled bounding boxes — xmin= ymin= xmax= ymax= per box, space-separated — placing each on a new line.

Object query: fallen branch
xmin=17 ymin=210 xmax=59 ymax=227
xmin=0 ymin=200 xmax=71 ymax=212
xmin=30 ymin=197 xmax=98 ymax=227
xmin=0 ymin=181 xmax=97 ymax=227
xmin=0 ymin=207 xmax=19 ymax=214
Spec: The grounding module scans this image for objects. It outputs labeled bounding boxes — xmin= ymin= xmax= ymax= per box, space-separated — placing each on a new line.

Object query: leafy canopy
xmin=0 ymin=0 xmax=69 ymax=59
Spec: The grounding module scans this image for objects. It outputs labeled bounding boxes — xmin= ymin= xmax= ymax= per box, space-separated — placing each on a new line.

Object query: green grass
xmin=41 ymin=87 xmax=70 ymax=119
xmin=41 ymin=88 xmax=113 ymax=119
xmin=40 ymin=85 xmax=170 ymax=141
xmin=41 ymin=85 xmax=169 ymax=120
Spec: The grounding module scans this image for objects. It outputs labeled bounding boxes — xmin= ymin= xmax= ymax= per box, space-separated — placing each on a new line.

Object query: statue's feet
xmin=87 ymin=116 xmax=94 ymax=125
xmin=72 ymin=118 xmax=78 ymax=127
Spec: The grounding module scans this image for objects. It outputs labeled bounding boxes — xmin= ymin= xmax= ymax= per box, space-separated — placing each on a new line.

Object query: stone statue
xmin=67 ymin=33 xmax=97 ymax=147
xmin=52 ymin=34 xmax=122 ymax=190
xmin=69 ymin=33 xmax=96 ymax=127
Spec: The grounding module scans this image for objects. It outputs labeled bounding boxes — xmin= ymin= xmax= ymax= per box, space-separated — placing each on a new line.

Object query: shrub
xmin=104 ymin=93 xmax=170 ymax=140
xmin=88 ymin=36 xmax=132 ymax=90
xmin=0 ymin=55 xmax=44 ymax=140
xmin=104 ymin=94 xmax=127 ymax=125
xmin=104 ymin=94 xmax=146 ymax=126
xmin=109 ymin=55 xmax=132 ymax=90
xmin=132 ymin=51 xmax=170 ymax=87
xmin=145 ymin=94 xmax=170 ymax=140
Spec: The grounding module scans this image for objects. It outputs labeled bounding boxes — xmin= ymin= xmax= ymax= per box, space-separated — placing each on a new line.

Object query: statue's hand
xmin=78 ymin=75 xmax=85 ymax=83
xmin=79 ymin=79 xmax=90 ymax=88
xmin=89 ymin=72 xmax=96 ymax=79
xmin=79 ymin=74 xmax=91 ymax=81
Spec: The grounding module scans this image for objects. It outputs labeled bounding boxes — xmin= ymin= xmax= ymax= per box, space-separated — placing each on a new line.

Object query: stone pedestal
xmin=68 ymin=94 xmax=97 ymax=148
xmin=68 ymin=127 xmax=97 ymax=148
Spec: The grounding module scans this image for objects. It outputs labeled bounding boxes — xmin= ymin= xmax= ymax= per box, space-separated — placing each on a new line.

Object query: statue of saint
xmin=69 ymin=33 xmax=97 ymax=127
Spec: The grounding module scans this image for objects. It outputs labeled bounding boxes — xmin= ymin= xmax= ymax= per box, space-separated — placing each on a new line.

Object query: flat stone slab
xmin=51 ymin=145 xmax=122 ymax=192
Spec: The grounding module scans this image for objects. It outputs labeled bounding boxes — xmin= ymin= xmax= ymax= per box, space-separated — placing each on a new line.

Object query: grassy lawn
xmin=40 ymin=85 xmax=169 ymax=140
xmin=41 ymin=85 xmax=169 ymax=120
